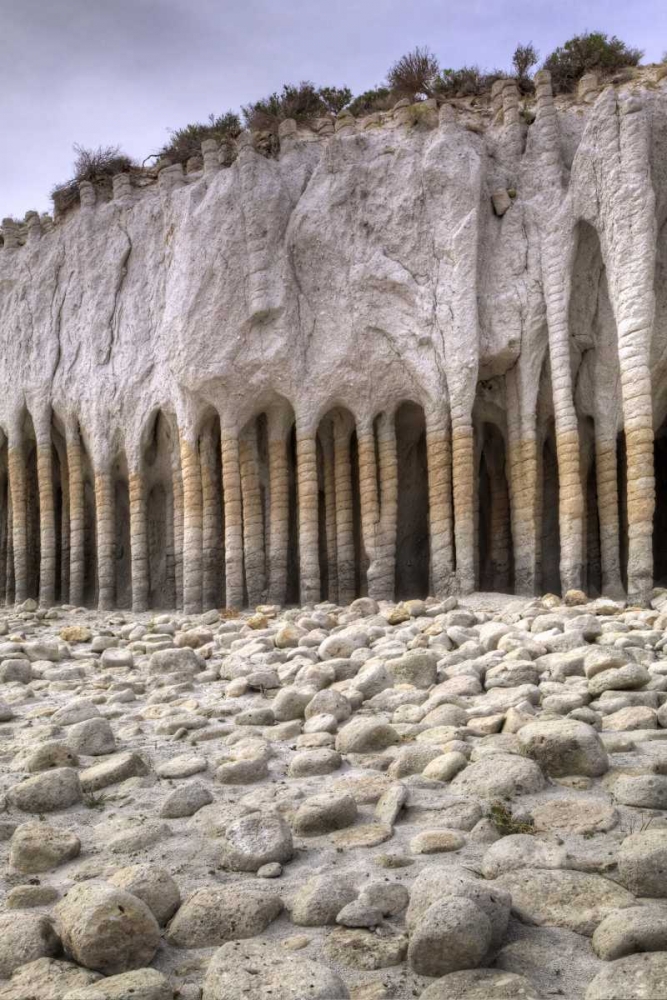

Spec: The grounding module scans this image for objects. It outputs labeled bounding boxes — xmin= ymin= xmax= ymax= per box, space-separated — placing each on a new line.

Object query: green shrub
xmin=435 ymin=65 xmax=501 ymax=98
xmin=489 ymin=801 xmax=535 ymax=836
xmin=513 ymin=42 xmax=539 ymax=92
xmin=51 ymin=143 xmax=137 ymax=215
xmin=347 ymin=86 xmax=394 ymax=116
xmin=159 ymin=111 xmax=241 ymax=164
xmin=242 ymin=81 xmax=351 ymax=132
xmin=544 ymin=31 xmax=642 ymax=93
xmin=387 ymin=46 xmax=440 ymax=99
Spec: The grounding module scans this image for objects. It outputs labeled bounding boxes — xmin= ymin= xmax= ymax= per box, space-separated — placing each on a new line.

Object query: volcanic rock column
xmin=221 ymin=428 xmax=244 ymax=608
xmin=8 ymin=423 xmax=27 ymax=605
xmin=358 ymin=412 xmax=397 ymax=601
xmin=171 ymin=449 xmax=184 ymax=609
xmin=179 ymin=431 xmax=203 ymax=614
xmin=66 ymin=421 xmax=85 ymax=608
xmin=334 ymin=413 xmax=356 ymax=606
xmin=95 ymin=465 xmax=115 ymax=611
xmin=534 ymin=70 xmax=584 ymax=592
xmin=57 ymin=439 xmax=70 ymax=604
xmin=426 ymin=407 xmax=454 ymax=595
xmin=267 ymin=410 xmax=291 ymax=606
xmin=296 ymin=421 xmax=320 ymax=604
xmin=129 ymin=469 xmax=148 ymax=612
xmin=34 ymin=414 xmax=55 ymax=607
xmin=239 ymin=422 xmax=265 ymax=606
xmin=595 ymin=430 xmax=622 ymax=596
xmin=607 ymin=93 xmax=656 ymax=603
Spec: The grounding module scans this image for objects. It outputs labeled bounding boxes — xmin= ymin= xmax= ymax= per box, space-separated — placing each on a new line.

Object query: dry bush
xmin=159 ymin=112 xmax=241 ymax=165
xmin=348 ymin=87 xmax=394 ymax=116
xmin=544 ymin=31 xmax=642 ymax=93
xmin=51 ymin=143 xmax=137 ymax=215
xmin=242 ymin=82 xmax=351 ymax=133
xmin=387 ymin=46 xmax=440 ymax=99
xmin=435 ymin=65 xmax=500 ymax=98
xmin=513 ymin=42 xmax=539 ymax=92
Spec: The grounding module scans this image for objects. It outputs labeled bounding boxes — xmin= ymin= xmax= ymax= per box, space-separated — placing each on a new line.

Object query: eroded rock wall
xmin=0 ymin=72 xmax=666 ymax=611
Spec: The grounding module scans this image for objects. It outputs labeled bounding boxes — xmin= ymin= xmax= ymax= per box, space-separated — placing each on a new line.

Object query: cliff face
xmin=0 ymin=71 xmax=666 ymax=613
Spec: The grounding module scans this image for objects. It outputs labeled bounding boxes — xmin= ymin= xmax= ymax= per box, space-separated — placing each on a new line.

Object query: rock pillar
xmin=296 ymin=424 xmax=320 ymax=604
xmin=179 ymin=433 xmax=203 ymax=614
xmin=95 ymin=467 xmax=115 ymax=611
xmin=221 ymin=430 xmax=244 ymax=608
xmin=129 ymin=470 xmax=148 ymax=612
xmin=426 ymin=409 xmax=454 ymax=595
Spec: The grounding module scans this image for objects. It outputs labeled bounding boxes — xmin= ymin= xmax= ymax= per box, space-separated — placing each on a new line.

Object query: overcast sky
xmin=2 ymin=0 xmax=664 ymax=217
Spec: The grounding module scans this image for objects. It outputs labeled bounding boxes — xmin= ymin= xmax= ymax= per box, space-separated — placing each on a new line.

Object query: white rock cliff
xmin=0 ymin=71 xmax=666 ymax=612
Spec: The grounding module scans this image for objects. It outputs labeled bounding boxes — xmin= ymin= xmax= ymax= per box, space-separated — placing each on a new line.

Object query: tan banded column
xmin=35 ymin=421 xmax=56 ymax=607
xmin=95 ymin=467 xmax=115 ymax=611
xmin=8 ymin=427 xmax=27 ymax=605
xmin=171 ymin=450 xmax=184 ymax=609
xmin=180 ymin=433 xmax=203 ymax=614
xmin=426 ymin=410 xmax=454 ymax=595
xmin=451 ymin=414 xmax=475 ymax=593
xmin=129 ymin=469 xmax=148 ymax=612
xmin=296 ymin=426 xmax=320 ymax=604
xmin=221 ymin=430 xmax=244 ymax=608
xmin=595 ymin=433 xmax=622 ymax=597
xmin=66 ymin=424 xmax=84 ymax=606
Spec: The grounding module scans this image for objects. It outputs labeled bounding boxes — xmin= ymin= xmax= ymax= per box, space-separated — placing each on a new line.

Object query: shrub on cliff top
xmin=347 ymin=87 xmax=394 ymax=116
xmin=387 ymin=46 xmax=440 ymax=99
xmin=51 ymin=143 xmax=136 ymax=214
xmin=242 ymin=82 xmax=352 ymax=132
xmin=544 ymin=31 xmax=642 ymax=93
xmin=513 ymin=42 xmax=539 ymax=92
xmin=158 ymin=111 xmax=242 ymax=165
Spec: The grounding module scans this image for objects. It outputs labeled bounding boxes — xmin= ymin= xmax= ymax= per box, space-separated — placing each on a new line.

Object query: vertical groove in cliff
xmin=267 ymin=414 xmax=290 ymax=605
xmin=239 ymin=422 xmax=265 ymax=606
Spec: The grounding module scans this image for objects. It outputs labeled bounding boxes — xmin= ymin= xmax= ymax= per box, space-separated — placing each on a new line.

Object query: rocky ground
xmin=0 ymin=590 xmax=666 ymax=999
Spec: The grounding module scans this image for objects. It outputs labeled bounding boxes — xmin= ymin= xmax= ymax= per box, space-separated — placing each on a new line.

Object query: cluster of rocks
xmin=0 ymin=590 xmax=667 ymax=997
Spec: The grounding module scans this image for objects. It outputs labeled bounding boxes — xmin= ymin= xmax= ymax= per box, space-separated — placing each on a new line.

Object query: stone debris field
xmin=0 ymin=592 xmax=666 ymax=998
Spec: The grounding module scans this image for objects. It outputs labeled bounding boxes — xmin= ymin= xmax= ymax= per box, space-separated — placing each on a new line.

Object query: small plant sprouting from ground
xmin=489 ymin=800 xmax=535 ymax=836
xmin=543 ymin=31 xmax=642 ymax=93
xmin=83 ymin=790 xmax=106 ymax=810
xmin=51 ymin=143 xmax=137 ymax=215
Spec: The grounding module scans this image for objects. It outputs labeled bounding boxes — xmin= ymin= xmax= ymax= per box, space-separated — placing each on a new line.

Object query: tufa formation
xmin=0 ymin=70 xmax=666 ymax=613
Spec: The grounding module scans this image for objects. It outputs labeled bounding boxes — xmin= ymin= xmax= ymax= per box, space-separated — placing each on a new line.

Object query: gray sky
xmin=2 ymin=0 xmax=665 ymax=217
